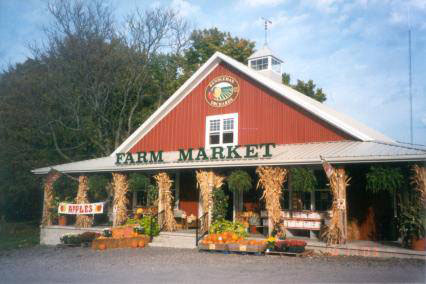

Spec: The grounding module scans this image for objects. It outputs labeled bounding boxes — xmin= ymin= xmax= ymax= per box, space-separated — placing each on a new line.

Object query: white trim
xmin=205 ymin=113 xmax=238 ymax=149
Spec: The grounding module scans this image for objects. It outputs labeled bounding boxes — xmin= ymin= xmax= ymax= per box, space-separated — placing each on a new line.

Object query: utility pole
xmin=409 ymin=29 xmax=413 ymax=144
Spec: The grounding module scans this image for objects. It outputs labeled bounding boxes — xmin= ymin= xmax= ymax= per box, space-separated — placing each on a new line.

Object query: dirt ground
xmin=0 ymin=246 xmax=425 ymax=283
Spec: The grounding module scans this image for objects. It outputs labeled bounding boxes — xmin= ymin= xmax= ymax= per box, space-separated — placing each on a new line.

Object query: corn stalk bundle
xmin=196 ymin=170 xmax=224 ymax=227
xmin=256 ymin=166 xmax=288 ymax=234
xmin=154 ymin=172 xmax=176 ymax=231
xmin=196 ymin=170 xmax=211 ymax=217
xmin=75 ymin=175 xmax=93 ymax=228
xmin=112 ymin=173 xmax=129 ymax=227
xmin=412 ymin=165 xmax=426 ymax=208
xmin=321 ymin=166 xmax=350 ymax=245
xmin=41 ymin=171 xmax=61 ymax=226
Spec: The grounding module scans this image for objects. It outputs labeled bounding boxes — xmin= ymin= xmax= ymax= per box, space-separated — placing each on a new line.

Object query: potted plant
xmin=227 ymin=170 xmax=252 ymax=217
xmin=248 ymin=214 xmax=260 ymax=234
xmin=398 ymin=199 xmax=425 ymax=250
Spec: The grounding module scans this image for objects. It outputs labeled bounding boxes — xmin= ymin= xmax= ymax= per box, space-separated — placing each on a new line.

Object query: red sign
xmin=58 ymin=202 xmax=104 ymax=215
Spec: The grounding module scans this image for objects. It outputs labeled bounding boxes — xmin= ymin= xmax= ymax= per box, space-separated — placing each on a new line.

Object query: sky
xmin=0 ymin=0 xmax=425 ymax=145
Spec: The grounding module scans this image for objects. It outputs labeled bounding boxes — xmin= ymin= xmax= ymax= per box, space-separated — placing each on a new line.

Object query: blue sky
xmin=1 ymin=0 xmax=425 ymax=144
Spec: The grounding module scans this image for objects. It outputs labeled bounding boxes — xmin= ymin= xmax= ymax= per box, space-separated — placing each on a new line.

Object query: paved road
xmin=0 ymin=246 xmax=424 ymax=283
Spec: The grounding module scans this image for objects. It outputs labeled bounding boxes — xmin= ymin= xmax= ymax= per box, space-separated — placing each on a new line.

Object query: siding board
xmin=130 ymin=63 xmax=352 ymax=153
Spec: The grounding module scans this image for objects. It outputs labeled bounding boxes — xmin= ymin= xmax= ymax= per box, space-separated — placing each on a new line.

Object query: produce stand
xmin=198 ymin=242 xmax=267 ymax=255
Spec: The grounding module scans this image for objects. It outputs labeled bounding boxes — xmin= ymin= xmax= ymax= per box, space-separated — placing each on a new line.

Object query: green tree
xmin=282 ymin=72 xmax=327 ymax=102
xmin=183 ymin=28 xmax=255 ymax=76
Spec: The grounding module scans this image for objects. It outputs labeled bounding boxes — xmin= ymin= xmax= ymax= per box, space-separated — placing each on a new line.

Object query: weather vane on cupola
xmin=261 ymin=17 xmax=272 ymax=47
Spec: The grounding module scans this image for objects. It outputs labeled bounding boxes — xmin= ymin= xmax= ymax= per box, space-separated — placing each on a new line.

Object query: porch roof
xmin=32 ymin=141 xmax=426 ymax=175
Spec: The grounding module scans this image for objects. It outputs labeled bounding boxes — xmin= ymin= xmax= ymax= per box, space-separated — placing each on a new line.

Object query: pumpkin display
xmin=131 ymin=240 xmax=138 ymax=248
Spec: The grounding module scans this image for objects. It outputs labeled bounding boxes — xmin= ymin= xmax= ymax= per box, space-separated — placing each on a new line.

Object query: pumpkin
xmin=131 ymin=240 xmax=138 ymax=248
xmin=138 ymin=240 xmax=146 ymax=248
xmin=98 ymin=243 xmax=106 ymax=250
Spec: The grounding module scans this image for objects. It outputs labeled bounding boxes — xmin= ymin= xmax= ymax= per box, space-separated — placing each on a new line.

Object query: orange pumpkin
xmin=98 ymin=243 xmax=106 ymax=250
xmin=138 ymin=240 xmax=146 ymax=248
xmin=131 ymin=240 xmax=138 ymax=248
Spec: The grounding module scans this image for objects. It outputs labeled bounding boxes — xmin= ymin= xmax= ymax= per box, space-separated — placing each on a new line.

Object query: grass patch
xmin=0 ymin=221 xmax=40 ymax=250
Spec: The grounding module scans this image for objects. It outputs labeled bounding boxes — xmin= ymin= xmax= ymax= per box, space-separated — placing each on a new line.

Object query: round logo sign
xmin=205 ymin=75 xmax=239 ymax=107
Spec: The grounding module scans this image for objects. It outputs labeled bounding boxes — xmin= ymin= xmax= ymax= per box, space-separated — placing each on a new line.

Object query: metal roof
xmin=248 ymin=46 xmax=283 ymax=61
xmin=32 ymin=141 xmax=426 ymax=175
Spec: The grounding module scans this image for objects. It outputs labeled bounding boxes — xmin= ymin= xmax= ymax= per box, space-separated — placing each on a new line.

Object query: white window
xmin=205 ymin=113 xmax=238 ymax=148
xmin=250 ymin=58 xmax=268 ymax=70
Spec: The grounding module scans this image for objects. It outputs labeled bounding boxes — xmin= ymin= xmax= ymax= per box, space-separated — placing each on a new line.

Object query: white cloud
xmin=170 ymin=0 xmax=201 ymax=18
xmin=238 ymin=0 xmax=287 ymax=7
xmin=303 ymin=0 xmax=343 ymax=14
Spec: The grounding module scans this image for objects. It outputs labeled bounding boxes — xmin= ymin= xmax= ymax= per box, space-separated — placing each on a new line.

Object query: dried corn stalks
xmin=112 ymin=173 xmax=129 ymax=227
xmin=412 ymin=165 xmax=426 ymax=208
xmin=196 ymin=170 xmax=225 ymax=226
xmin=154 ymin=172 xmax=177 ymax=232
xmin=41 ymin=171 xmax=61 ymax=226
xmin=75 ymin=175 xmax=93 ymax=228
xmin=321 ymin=165 xmax=350 ymax=245
xmin=256 ymin=166 xmax=288 ymax=235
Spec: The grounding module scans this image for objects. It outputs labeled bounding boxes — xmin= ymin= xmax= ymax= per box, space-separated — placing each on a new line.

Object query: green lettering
xmin=211 ymin=146 xmax=225 ymax=160
xmin=260 ymin=143 xmax=275 ymax=158
xmin=178 ymin=148 xmax=193 ymax=161
xmin=116 ymin=153 xmax=125 ymax=165
xmin=226 ymin=145 xmax=242 ymax=159
xmin=136 ymin=152 xmax=148 ymax=163
xmin=195 ymin=148 xmax=209 ymax=161
xmin=244 ymin=144 xmax=258 ymax=158
xmin=124 ymin=152 xmax=135 ymax=164
xmin=149 ymin=151 xmax=163 ymax=163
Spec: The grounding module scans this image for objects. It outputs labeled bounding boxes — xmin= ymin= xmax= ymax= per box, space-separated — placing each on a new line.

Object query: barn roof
xmin=112 ymin=51 xmax=393 ymax=156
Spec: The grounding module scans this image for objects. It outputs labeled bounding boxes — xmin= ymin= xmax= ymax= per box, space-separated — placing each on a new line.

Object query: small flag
xmin=320 ymin=155 xmax=334 ymax=179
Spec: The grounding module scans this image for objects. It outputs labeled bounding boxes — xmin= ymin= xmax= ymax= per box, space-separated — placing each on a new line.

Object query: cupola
xmin=248 ymin=46 xmax=283 ymax=84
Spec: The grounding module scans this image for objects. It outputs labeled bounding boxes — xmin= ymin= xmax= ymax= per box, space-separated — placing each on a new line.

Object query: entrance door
xmin=178 ymin=171 xmax=198 ymax=217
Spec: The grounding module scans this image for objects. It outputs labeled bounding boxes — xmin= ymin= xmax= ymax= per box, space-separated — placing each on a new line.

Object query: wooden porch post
xmin=256 ymin=166 xmax=288 ymax=236
xmin=75 ymin=175 xmax=93 ymax=228
xmin=111 ymin=172 xmax=129 ymax=227
xmin=321 ymin=158 xmax=350 ymax=244
xmin=154 ymin=172 xmax=177 ymax=231
xmin=196 ymin=170 xmax=224 ymax=226
xmin=41 ymin=171 xmax=61 ymax=226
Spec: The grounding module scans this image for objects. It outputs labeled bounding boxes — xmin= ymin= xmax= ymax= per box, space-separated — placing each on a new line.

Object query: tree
xmin=183 ymin=28 xmax=255 ymax=77
xmin=282 ymin=72 xmax=327 ymax=103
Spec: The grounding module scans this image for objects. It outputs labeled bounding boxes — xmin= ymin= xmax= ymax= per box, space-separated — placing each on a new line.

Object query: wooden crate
xmin=198 ymin=243 xmax=267 ymax=254
xmin=92 ymin=235 xmax=149 ymax=250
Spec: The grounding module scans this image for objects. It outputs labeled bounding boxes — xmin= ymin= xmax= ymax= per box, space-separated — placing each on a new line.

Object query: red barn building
xmin=33 ymin=47 xmax=426 ymax=250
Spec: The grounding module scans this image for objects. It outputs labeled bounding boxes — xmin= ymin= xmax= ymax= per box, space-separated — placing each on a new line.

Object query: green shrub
xmin=212 ymin=189 xmax=228 ymax=222
xmin=209 ymin=219 xmax=248 ymax=238
xmin=126 ymin=215 xmax=159 ymax=236
xmin=227 ymin=170 xmax=252 ymax=193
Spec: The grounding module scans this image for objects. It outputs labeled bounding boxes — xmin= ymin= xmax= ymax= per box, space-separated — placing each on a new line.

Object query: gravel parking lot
xmin=0 ymin=246 xmax=424 ymax=283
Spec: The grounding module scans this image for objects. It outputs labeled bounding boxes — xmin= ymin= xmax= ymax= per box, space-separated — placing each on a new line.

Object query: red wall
xmin=130 ymin=62 xmax=352 ymax=153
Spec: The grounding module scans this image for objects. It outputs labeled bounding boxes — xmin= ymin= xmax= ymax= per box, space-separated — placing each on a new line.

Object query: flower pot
xmin=412 ymin=238 xmax=426 ymax=251
xmin=58 ymin=215 xmax=67 ymax=226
